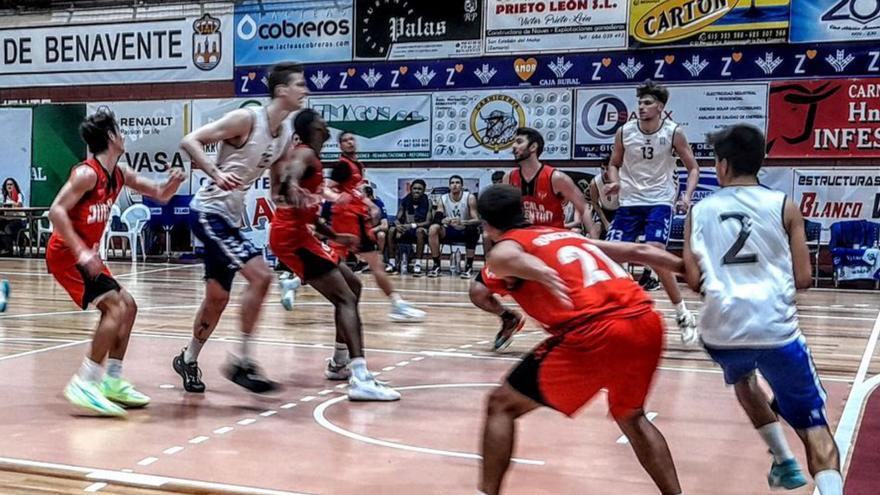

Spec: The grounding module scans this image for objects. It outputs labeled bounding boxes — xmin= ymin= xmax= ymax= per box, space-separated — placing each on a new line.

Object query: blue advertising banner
xmin=234 ymin=0 xmax=353 ymax=66
xmin=236 ymin=41 xmax=880 ymax=96
xmin=790 ymin=0 xmax=880 ymax=43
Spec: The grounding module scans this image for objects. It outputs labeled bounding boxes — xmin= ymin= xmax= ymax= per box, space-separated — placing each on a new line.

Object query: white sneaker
xmin=389 ymin=300 xmax=426 ymax=322
xmin=279 ymin=275 xmax=301 ymax=311
xmin=677 ymin=310 xmax=699 ymax=346
xmin=412 ymin=262 xmax=423 ymax=277
xmin=324 ymin=358 xmax=351 ymax=380
xmin=348 ymin=374 xmax=401 ymax=401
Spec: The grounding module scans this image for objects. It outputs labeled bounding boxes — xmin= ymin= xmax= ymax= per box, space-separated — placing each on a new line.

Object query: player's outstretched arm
xmin=681 ymin=213 xmax=702 ymax=292
xmin=487 ymin=240 xmax=572 ymax=308
xmin=48 ymin=166 xmax=102 ymax=275
xmin=120 ymin=166 xmax=185 ymax=204
xmin=180 ymin=109 xmax=253 ymax=191
xmin=552 ymin=170 xmax=593 ymax=231
xmin=783 ymin=198 xmax=813 ymax=290
xmin=590 ymin=238 xmax=684 ymax=275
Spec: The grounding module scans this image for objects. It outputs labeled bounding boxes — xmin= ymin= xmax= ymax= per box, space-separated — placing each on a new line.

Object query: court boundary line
xmin=0 ymin=340 xmax=88 ymax=362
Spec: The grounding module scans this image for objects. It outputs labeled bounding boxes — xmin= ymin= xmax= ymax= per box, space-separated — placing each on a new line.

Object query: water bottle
xmin=451 ymin=248 xmax=462 ymax=275
xmin=400 ymin=249 xmax=408 ymax=275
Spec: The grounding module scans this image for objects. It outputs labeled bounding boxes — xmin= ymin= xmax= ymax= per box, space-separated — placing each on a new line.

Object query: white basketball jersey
xmin=690 ymin=186 xmax=800 ymax=348
xmin=191 ymin=107 xmax=292 ymax=226
xmin=619 ymin=119 xmax=678 ymax=207
xmin=441 ymin=191 xmax=472 ymax=221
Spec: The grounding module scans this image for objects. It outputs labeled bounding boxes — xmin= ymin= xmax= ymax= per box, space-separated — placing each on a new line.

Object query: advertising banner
xmin=87 ymin=101 xmax=190 ymax=196
xmin=0 ymin=108 xmax=32 ymax=206
xmin=790 ymin=0 xmax=880 ymax=43
xmin=431 ymin=89 xmax=572 ymax=160
xmin=793 ymin=169 xmax=880 ymax=232
xmin=29 ymin=104 xmax=87 ymax=207
xmin=238 ymin=40 xmax=880 ymax=96
xmin=628 ymin=0 xmax=789 ymax=48
xmin=484 ymin=0 xmax=627 ymax=54
xmin=234 ymin=0 xmax=352 ymax=66
xmin=768 ymin=78 xmax=880 ymax=158
xmin=353 ymin=0 xmax=482 ymax=60
xmin=574 ymin=83 xmax=768 ymax=159
xmin=0 ymin=13 xmax=232 ymax=87
xmin=310 ymin=94 xmax=432 ymax=160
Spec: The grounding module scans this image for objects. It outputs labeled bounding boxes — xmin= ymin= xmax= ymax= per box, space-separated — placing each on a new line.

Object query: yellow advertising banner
xmin=628 ymin=0 xmax=789 ymax=47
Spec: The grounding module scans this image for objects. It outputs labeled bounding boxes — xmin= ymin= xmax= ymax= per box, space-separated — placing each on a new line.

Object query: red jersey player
xmin=48 ymin=110 xmax=183 ymax=416
xmin=326 ymin=131 xmax=425 ymax=322
xmin=469 ymin=127 xmax=593 ymax=352
xmin=269 ymin=109 xmax=399 ymax=401
xmin=475 ymin=184 xmax=683 ymax=495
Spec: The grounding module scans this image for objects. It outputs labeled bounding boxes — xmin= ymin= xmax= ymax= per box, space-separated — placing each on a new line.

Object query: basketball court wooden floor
xmin=0 ymin=258 xmax=878 ymax=495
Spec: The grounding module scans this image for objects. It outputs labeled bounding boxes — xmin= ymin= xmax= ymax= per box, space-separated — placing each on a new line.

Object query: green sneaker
xmin=100 ymin=376 xmax=150 ymax=408
xmin=64 ymin=375 xmax=126 ymax=417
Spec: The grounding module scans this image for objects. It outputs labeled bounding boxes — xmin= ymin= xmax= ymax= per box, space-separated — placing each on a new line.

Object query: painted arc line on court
xmin=83 ymin=481 xmax=107 ymax=492
xmin=313 ymin=383 xmax=544 ymax=466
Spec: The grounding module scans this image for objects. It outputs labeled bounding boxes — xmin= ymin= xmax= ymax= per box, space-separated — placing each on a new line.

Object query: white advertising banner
xmin=484 ymin=0 xmax=627 ymax=54
xmin=0 ymin=108 xmax=32 ymax=206
xmin=432 ymin=88 xmax=572 ymax=161
xmin=574 ymin=84 xmax=768 ymax=159
xmin=310 ymin=94 xmax=432 ymax=161
xmin=87 ymin=101 xmax=191 ymax=196
xmin=793 ymin=169 xmax=880 ymax=233
xmin=0 ymin=13 xmax=233 ymax=87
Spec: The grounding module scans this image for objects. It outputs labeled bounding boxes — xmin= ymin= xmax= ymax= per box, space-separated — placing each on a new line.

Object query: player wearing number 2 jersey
xmin=684 ymin=125 xmax=841 ymax=494
xmin=475 ymin=184 xmax=684 ymax=495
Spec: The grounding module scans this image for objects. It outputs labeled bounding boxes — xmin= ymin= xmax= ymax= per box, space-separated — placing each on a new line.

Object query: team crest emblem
xmin=193 ymin=14 xmax=222 ymax=71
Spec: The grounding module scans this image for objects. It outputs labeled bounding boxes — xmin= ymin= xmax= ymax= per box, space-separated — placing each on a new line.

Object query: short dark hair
xmin=491 ymin=170 xmax=505 ymax=182
xmin=364 ymin=185 xmax=374 ymax=197
xmin=707 ymin=124 xmax=766 ymax=177
xmin=411 ymin=179 xmax=426 ymax=189
xmin=637 ymin=79 xmax=669 ymax=105
xmin=80 ymin=109 xmax=119 ymax=154
xmin=515 ymin=127 xmax=544 ymax=157
xmin=338 ymin=131 xmax=354 ymax=144
xmin=449 ymin=174 xmax=463 ymax=185
xmin=478 ymin=185 xmax=529 ymax=231
xmin=268 ymin=62 xmax=304 ymax=99
xmin=294 ymin=108 xmax=321 ymax=146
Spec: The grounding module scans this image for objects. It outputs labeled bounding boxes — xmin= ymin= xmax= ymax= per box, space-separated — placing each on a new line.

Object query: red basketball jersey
xmin=48 ymin=158 xmax=125 ymax=252
xmin=509 ymin=164 xmax=565 ymax=228
xmin=274 ymin=144 xmax=325 ymax=228
xmin=481 ymin=226 xmax=651 ymax=334
xmin=337 ymin=155 xmax=365 ymax=193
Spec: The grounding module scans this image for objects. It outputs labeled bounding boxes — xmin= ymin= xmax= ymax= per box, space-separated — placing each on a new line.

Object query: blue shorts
xmin=190 ymin=211 xmax=262 ymax=292
xmin=606 ymin=205 xmax=672 ymax=245
xmin=705 ymin=336 xmax=828 ymax=430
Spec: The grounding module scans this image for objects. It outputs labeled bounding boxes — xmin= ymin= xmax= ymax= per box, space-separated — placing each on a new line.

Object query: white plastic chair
xmin=99 ymin=205 xmax=121 ymax=260
xmin=105 ymin=204 xmax=150 ymax=263
xmin=35 ymin=211 xmax=53 ymax=255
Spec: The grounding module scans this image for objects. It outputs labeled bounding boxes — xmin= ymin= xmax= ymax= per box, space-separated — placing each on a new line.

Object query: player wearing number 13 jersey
xmin=684 ymin=125 xmax=841 ymax=494
xmin=475 ymin=184 xmax=684 ymax=495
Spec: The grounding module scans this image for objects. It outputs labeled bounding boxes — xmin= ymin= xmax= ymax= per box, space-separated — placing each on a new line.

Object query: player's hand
xmin=334 ymin=233 xmax=360 ymax=250
xmin=395 ymin=224 xmax=407 ymax=233
xmin=603 ymin=182 xmax=619 ymax=196
xmin=166 ymin=168 xmax=186 ymax=185
xmin=537 ymin=267 xmax=573 ymax=309
xmin=676 ymin=196 xmax=691 ymax=215
xmin=76 ymin=250 xmax=104 ymax=279
xmin=213 ymin=170 xmax=243 ymax=191
xmin=286 ymin=184 xmax=316 ymax=209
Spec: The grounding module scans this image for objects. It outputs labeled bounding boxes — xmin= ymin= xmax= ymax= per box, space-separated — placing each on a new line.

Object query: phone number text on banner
xmin=235 ymin=41 xmax=880 ymax=96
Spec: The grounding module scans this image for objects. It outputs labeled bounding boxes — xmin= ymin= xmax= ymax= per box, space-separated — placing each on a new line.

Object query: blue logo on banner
xmin=791 ymin=0 xmax=880 ymax=43
xmin=234 ymin=0 xmax=353 ymax=66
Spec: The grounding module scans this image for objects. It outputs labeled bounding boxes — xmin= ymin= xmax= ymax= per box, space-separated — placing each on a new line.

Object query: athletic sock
xmin=105 ymin=358 xmax=123 ymax=379
xmin=466 ymin=257 xmax=474 ymax=270
xmin=184 ymin=337 xmax=205 ymax=364
xmin=675 ymin=300 xmax=689 ymax=316
xmin=757 ymin=423 xmax=795 ymax=463
xmin=433 ymin=257 xmax=441 ymax=269
xmin=238 ymin=332 xmax=253 ymax=365
xmin=390 ymin=292 xmax=403 ymax=304
xmin=639 ymin=267 xmax=653 ymax=282
xmin=333 ymin=342 xmax=350 ymax=365
xmin=814 ymin=470 xmax=842 ymax=495
xmin=350 ymin=357 xmax=369 ymax=381
xmin=78 ymin=357 xmax=104 ymax=384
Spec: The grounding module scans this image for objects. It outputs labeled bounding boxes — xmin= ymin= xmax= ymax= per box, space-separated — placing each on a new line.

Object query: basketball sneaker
xmin=426 ymin=265 xmax=441 ymax=278
xmin=279 ymin=274 xmax=301 ymax=311
xmin=0 ymin=279 xmax=8 ymax=312
xmin=64 ymin=375 xmax=126 ymax=417
xmin=412 ymin=261 xmax=423 ymax=277
xmin=348 ymin=374 xmax=401 ymax=401
xmin=223 ymin=359 xmax=280 ymax=394
xmin=324 ymin=358 xmax=351 ymax=380
xmin=677 ymin=310 xmax=699 ymax=345
xmin=390 ymin=299 xmax=426 ymax=322
xmin=493 ymin=311 xmax=525 ymax=352
xmin=459 ymin=268 xmax=473 ymax=279
xmin=768 ymin=458 xmax=808 ymax=490
xmin=172 ymin=349 xmax=205 ymax=393
xmin=100 ymin=376 xmax=150 ymax=408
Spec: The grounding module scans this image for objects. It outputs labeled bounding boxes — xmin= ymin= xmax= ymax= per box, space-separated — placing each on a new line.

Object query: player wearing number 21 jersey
xmin=475 ymin=184 xmax=684 ymax=495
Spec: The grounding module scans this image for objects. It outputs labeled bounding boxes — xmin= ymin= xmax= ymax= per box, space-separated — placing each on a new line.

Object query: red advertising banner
xmin=768 ymin=79 xmax=880 ymax=158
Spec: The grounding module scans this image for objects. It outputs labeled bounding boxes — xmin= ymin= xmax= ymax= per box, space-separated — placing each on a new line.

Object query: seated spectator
xmin=386 ymin=179 xmax=433 ymax=275
xmin=0 ymin=178 xmax=26 ymax=255
xmin=491 ymin=170 xmax=505 ymax=185
xmin=427 ymin=175 xmax=480 ymax=278
xmin=589 ymin=161 xmax=619 ymax=240
xmin=364 ymin=185 xmax=389 ymax=260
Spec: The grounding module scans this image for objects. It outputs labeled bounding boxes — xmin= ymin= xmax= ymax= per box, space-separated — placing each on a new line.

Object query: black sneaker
xmin=642 ymin=278 xmax=662 ymax=291
xmin=459 ymin=268 xmax=473 ymax=279
xmin=173 ymin=349 xmax=205 ymax=393
xmin=494 ymin=311 xmax=525 ymax=352
xmin=426 ymin=265 xmax=441 ymax=278
xmin=222 ymin=360 xmax=280 ymax=394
